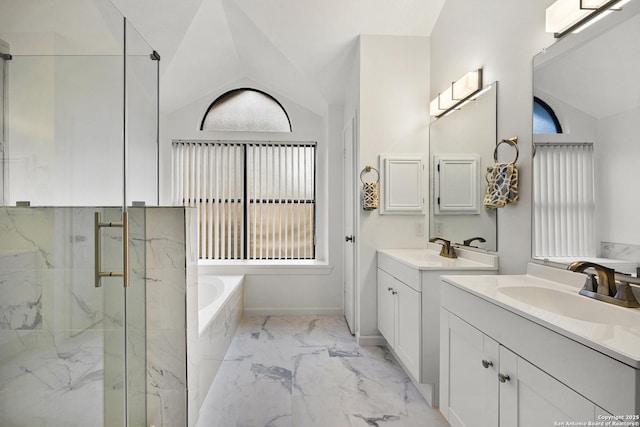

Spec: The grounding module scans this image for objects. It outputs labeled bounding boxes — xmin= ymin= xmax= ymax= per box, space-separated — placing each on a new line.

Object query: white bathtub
xmin=198 ymin=275 xmax=244 ymax=334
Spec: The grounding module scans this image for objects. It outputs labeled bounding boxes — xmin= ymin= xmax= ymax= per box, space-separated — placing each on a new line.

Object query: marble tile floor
xmin=196 ymin=315 xmax=450 ymax=427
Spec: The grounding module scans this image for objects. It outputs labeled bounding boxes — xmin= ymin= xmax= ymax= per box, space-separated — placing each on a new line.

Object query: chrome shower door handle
xmin=123 ymin=211 xmax=129 ymax=288
xmin=94 ymin=211 xmax=129 ymax=288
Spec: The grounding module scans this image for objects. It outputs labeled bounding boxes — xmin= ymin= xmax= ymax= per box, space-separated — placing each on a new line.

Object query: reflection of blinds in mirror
xmin=533 ymin=143 xmax=595 ymax=257
xmin=172 ymin=141 xmax=315 ymax=260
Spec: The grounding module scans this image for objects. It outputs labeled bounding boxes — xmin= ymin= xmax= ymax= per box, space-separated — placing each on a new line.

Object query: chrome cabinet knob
xmin=498 ymin=373 xmax=510 ymax=383
xmin=388 ymin=287 xmax=393 ymax=292
xmin=392 ymin=290 xmax=398 ymax=295
xmin=481 ymin=360 xmax=493 ymax=369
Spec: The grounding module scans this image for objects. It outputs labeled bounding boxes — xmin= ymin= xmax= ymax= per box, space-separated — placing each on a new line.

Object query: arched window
xmin=533 ymin=97 xmax=562 ymax=134
xmin=200 ymin=88 xmax=292 ymax=132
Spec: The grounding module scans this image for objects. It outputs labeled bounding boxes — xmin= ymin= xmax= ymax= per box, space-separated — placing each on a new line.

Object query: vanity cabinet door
xmin=396 ymin=280 xmax=421 ymax=379
xmin=377 ymin=269 xmax=396 ymax=345
xmin=440 ymin=311 xmax=499 ymax=427
xmin=377 ymin=268 xmax=421 ymax=380
xmin=499 ymin=347 xmax=597 ymax=426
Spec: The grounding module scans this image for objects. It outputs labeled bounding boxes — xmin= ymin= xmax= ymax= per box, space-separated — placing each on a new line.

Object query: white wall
xmin=430 ymin=0 xmax=556 ymax=275
xmin=355 ymin=35 xmax=430 ymax=341
xmin=163 ymin=78 xmax=344 ymax=314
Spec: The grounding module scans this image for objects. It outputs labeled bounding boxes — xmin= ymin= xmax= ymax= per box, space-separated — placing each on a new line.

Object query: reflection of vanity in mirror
xmin=429 ymin=81 xmax=498 ymax=251
xmin=532 ymin=0 xmax=640 ymax=275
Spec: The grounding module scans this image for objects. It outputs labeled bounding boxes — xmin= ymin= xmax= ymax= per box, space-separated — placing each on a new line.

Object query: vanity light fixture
xmin=446 ymin=85 xmax=493 ymax=116
xmin=546 ymin=0 xmax=632 ymax=38
xmin=429 ymin=69 xmax=483 ymax=118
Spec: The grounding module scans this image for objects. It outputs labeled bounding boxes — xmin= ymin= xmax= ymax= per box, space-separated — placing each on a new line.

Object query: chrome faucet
xmin=429 ymin=237 xmax=457 ymax=259
xmin=567 ymin=261 xmax=640 ymax=308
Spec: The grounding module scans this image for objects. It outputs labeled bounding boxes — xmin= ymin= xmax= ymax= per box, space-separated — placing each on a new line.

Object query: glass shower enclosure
xmin=0 ymin=1 xmax=158 ymax=426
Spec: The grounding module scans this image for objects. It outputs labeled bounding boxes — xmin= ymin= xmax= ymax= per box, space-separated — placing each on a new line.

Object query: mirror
xmin=429 ymin=82 xmax=498 ymax=251
xmin=532 ymin=1 xmax=640 ymax=275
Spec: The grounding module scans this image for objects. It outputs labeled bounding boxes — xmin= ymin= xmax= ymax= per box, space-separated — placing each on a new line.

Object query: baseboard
xmin=356 ymin=334 xmax=386 ymax=346
xmin=243 ymin=307 xmax=344 ymax=316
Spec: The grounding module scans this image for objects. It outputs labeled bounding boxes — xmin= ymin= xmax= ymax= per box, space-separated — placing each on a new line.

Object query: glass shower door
xmin=0 ymin=38 xmax=6 ymax=203
xmin=0 ymin=1 xmax=158 ymax=426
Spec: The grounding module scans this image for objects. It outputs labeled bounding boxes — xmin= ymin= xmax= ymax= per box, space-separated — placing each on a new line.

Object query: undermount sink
xmin=377 ymin=245 xmax=499 ymax=271
xmin=497 ymin=285 xmax=640 ymax=327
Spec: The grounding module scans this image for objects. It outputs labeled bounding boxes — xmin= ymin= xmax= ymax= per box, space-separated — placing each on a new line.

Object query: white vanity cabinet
xmin=440 ymin=270 xmax=640 ymax=426
xmin=376 ymin=247 xmax=498 ymax=407
xmin=441 ymin=311 xmax=603 ymax=427
xmin=377 ymin=268 xmax=421 ymax=379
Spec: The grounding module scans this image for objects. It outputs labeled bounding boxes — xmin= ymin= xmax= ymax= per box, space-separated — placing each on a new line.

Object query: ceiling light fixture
xmin=546 ymin=0 xmax=631 ymax=38
xmin=429 ymin=69 xmax=483 ymax=118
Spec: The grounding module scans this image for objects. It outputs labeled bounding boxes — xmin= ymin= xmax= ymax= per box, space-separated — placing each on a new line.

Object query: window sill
xmin=197 ymin=259 xmax=333 ymax=276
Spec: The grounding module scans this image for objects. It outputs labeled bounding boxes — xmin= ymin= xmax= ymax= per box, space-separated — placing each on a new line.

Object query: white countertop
xmin=378 ymin=243 xmax=498 ymax=271
xmin=441 ymin=266 xmax=640 ymax=368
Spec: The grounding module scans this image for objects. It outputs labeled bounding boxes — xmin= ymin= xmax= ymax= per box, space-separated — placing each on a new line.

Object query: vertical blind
xmin=532 ymin=143 xmax=596 ymax=258
xmin=172 ymin=141 xmax=316 ymax=260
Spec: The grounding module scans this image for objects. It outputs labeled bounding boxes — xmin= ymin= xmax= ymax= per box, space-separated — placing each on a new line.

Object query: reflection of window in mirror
xmin=533 ymin=97 xmax=562 ymax=134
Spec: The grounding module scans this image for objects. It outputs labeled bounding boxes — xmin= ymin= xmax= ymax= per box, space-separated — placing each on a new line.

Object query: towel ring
xmin=494 ymin=137 xmax=519 ymax=163
xmin=360 ymin=166 xmax=380 ymax=184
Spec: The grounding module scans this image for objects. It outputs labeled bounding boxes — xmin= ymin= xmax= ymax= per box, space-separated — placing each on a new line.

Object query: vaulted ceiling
xmin=1 ymin=0 xmax=447 ymax=115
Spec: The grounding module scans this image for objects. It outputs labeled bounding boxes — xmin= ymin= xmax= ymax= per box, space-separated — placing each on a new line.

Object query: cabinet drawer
xmin=378 ymin=252 xmax=420 ymax=291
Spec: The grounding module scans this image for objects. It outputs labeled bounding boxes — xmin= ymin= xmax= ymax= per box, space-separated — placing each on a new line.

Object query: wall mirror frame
xmin=531 ymin=0 xmax=640 ymax=275
xmin=429 ymin=81 xmax=498 ymax=252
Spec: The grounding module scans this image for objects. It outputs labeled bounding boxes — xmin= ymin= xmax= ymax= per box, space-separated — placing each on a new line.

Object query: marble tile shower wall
xmin=145 ymin=207 xmax=198 ymax=427
xmin=0 ymin=207 xmax=127 ymax=427
xmin=145 ymin=207 xmax=243 ymax=427
xmin=601 ymin=241 xmax=640 ymax=268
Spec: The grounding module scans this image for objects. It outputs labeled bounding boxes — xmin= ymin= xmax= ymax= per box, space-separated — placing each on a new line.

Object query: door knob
xmin=345 ymin=235 xmax=354 ymax=242
xmin=498 ymin=373 xmax=511 ymax=383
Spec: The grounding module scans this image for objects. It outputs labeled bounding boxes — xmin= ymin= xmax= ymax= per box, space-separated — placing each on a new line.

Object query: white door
xmin=343 ymin=116 xmax=356 ymax=334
